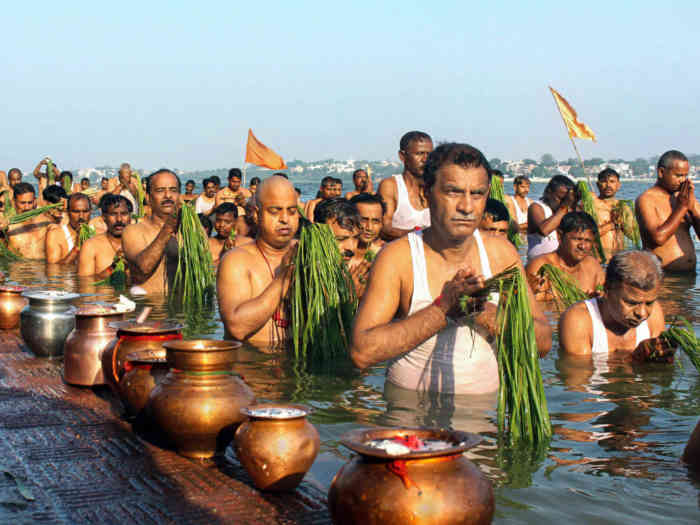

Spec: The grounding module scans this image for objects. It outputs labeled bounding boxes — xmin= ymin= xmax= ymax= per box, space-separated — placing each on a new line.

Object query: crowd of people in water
xmin=2 ymin=130 xmax=700 ymax=468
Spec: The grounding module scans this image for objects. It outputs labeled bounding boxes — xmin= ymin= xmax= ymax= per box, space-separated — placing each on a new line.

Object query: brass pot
xmin=147 ymin=339 xmax=256 ymax=459
xmin=328 ymin=428 xmax=494 ymax=525
xmin=118 ymin=349 xmax=168 ymax=417
xmin=63 ymin=307 xmax=125 ymax=386
xmin=101 ymin=320 xmax=183 ymax=392
xmin=0 ymin=285 xmax=28 ymax=330
xmin=234 ymin=403 xmax=319 ymax=491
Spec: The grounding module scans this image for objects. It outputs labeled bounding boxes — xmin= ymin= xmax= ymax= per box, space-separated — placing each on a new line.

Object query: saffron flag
xmin=245 ymin=129 xmax=288 ymax=170
xmin=549 ymin=87 xmax=597 ymax=142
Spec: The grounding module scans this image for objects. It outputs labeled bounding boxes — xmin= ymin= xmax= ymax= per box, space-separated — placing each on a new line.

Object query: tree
xmin=522 ymin=158 xmax=537 ymax=166
xmin=588 ymin=157 xmax=605 ymax=166
xmin=540 ymin=153 xmax=556 ymax=167
xmin=530 ymin=166 xmax=548 ymax=179
xmin=631 ymin=158 xmax=650 ymax=176
xmin=489 ymin=158 xmax=503 ymax=171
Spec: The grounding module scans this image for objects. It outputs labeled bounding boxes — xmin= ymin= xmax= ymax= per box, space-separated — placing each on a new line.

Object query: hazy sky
xmin=2 ymin=1 xmax=698 ymax=172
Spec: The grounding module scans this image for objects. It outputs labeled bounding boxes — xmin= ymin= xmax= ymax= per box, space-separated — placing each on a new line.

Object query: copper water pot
xmin=118 ymin=349 xmax=168 ymax=417
xmin=147 ymin=339 xmax=256 ymax=459
xmin=328 ymin=428 xmax=494 ymax=525
xmin=101 ymin=320 xmax=182 ymax=392
xmin=234 ymin=403 xmax=319 ymax=491
xmin=63 ymin=307 xmax=125 ymax=386
xmin=0 ymin=285 xmax=28 ymax=330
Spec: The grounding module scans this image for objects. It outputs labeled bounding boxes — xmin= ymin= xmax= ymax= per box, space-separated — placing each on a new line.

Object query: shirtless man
xmin=304 ymin=176 xmax=335 ymax=221
xmin=345 ymin=169 xmax=372 ymax=199
xmin=33 ymin=158 xmax=60 ymax=204
xmin=92 ymin=177 xmax=110 ymax=206
xmin=592 ymin=168 xmax=625 ymax=258
xmin=351 ymin=143 xmax=551 ymax=394
xmin=182 ymin=180 xmax=198 ymax=204
xmin=5 ymin=183 xmax=52 ymax=259
xmin=236 ymin=198 xmax=258 ymax=238
xmin=505 ymin=175 xmax=531 ymax=234
xmin=249 ymin=177 xmax=260 ymax=196
xmin=378 ymin=131 xmax=433 ymax=240
xmin=111 ymin=163 xmax=139 ymax=212
xmin=526 ymin=212 xmax=605 ymax=300
xmin=480 ymin=199 xmax=510 ymax=239
xmin=217 ymin=176 xmax=299 ymax=346
xmin=121 ymin=169 xmax=181 ymax=295
xmin=636 ymin=150 xmax=700 ymax=272
xmin=527 ymin=175 xmax=577 ymax=261
xmin=42 ymin=185 xmax=68 ymax=227
xmin=349 ymin=193 xmax=385 ymax=260
xmin=208 ymin=203 xmax=249 ymax=265
xmin=59 ymin=171 xmax=81 ymax=194
xmin=78 ymin=195 xmax=132 ymax=277
xmin=45 ymin=193 xmax=91 ymax=264
xmin=559 ymin=250 xmax=672 ymax=362
xmin=7 ymin=169 xmax=22 ymax=188
xmin=195 ymin=178 xmax=217 ymax=215
xmin=215 ymin=168 xmax=251 ymax=208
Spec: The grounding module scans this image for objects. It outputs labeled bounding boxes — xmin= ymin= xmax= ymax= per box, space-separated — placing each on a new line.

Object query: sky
xmin=2 ymin=1 xmax=699 ymax=172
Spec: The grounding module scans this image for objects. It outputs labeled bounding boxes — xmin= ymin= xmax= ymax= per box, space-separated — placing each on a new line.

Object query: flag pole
xmin=549 ymin=87 xmax=592 ymax=188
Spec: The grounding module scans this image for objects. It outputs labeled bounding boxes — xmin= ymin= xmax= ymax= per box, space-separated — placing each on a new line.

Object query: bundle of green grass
xmin=576 ymin=181 xmax=606 ymax=262
xmin=489 ymin=176 xmax=522 ymax=247
xmin=537 ymin=263 xmax=588 ymax=310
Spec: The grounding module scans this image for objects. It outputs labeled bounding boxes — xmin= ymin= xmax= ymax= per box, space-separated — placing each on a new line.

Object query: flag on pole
xmin=549 ymin=87 xmax=597 ymax=142
xmin=245 ymin=129 xmax=288 ymax=170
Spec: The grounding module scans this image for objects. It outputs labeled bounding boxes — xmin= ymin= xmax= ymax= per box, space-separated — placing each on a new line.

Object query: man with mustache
xmin=345 ymin=169 xmax=373 ymax=199
xmin=4 ymin=183 xmax=53 ymax=259
xmin=559 ymin=250 xmax=672 ymax=362
xmin=526 ymin=212 xmax=605 ymax=299
xmin=636 ymin=150 xmax=700 ymax=271
xmin=195 ymin=178 xmax=218 ymax=215
xmin=351 ymin=143 xmax=551 ymax=394
xmin=208 ymin=203 xmax=249 ymax=265
xmin=506 ymin=175 xmax=531 ymax=235
xmin=378 ymin=131 xmax=433 ymax=239
xmin=218 ymin=175 xmax=299 ymax=346
xmin=121 ymin=169 xmax=181 ymax=294
xmin=78 ymin=195 xmax=132 ymax=277
xmin=45 ymin=193 xmax=91 ymax=264
xmin=592 ymin=168 xmax=625 ymax=258
xmin=111 ymin=163 xmax=139 ymax=212
xmin=349 ymin=192 xmax=385 ymax=260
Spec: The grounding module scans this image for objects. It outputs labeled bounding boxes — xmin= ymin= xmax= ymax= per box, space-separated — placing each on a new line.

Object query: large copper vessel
xmin=234 ymin=403 xmax=319 ymax=491
xmin=147 ymin=339 xmax=256 ymax=459
xmin=0 ymin=285 xmax=28 ymax=330
xmin=328 ymin=428 xmax=494 ymax=525
xmin=63 ymin=306 xmax=125 ymax=386
xmin=118 ymin=349 xmax=169 ymax=417
xmin=101 ymin=320 xmax=182 ymax=392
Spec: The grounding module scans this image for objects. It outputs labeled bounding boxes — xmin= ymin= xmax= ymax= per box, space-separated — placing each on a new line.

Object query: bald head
xmin=255 ymin=175 xmax=297 ymax=207
xmin=606 ymin=250 xmax=663 ymax=291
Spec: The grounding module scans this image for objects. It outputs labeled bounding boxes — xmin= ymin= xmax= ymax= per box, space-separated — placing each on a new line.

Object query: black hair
xmin=353 ymin=169 xmax=367 ymax=177
xmin=145 ymin=168 xmax=181 ymax=194
xmin=295 ymin=187 xmax=302 ymax=195
xmin=60 ymin=171 xmax=73 ymax=182
xmin=484 ymin=198 xmax=510 ymax=223
xmin=13 ymin=182 xmax=35 ymax=198
xmin=321 ymin=176 xmax=334 ymax=187
xmin=333 ymin=178 xmax=343 ymax=185
xmin=210 ymin=175 xmax=221 ymax=187
xmin=657 ymin=150 xmax=688 ymax=171
xmin=423 ymin=143 xmax=491 ymax=190
xmin=350 ymin=192 xmax=386 ymax=215
xmin=100 ymin=194 xmax=133 ymax=214
xmin=213 ymin=202 xmax=238 ymax=218
xmin=400 ymin=131 xmax=432 ymax=151
xmin=250 ymin=176 xmax=261 ymax=185
xmin=543 ymin=175 xmax=575 ymax=197
xmin=67 ymin=192 xmax=91 ymax=209
xmin=80 ymin=177 xmax=90 ymax=184
xmin=597 ymin=168 xmax=619 ymax=182
xmin=228 ymin=168 xmax=242 ymax=181
xmin=185 ymin=179 xmax=195 ymax=186
xmin=42 ymin=185 xmax=68 ymax=204
xmin=101 ymin=177 xmax=109 ymax=182
xmin=558 ymin=211 xmax=598 ymax=236
xmin=314 ymin=197 xmax=360 ymax=231
xmin=198 ymin=213 xmax=212 ymax=236
xmin=8 ymin=168 xmax=22 ymax=178
xmin=491 ymin=169 xmax=504 ymax=179
xmin=273 ymin=172 xmax=289 ymax=179
xmin=514 ymin=175 xmax=530 ymax=185
xmin=203 ymin=177 xmax=215 ymax=188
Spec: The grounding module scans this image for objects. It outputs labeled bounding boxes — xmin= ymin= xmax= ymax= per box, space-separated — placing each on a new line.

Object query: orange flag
xmin=245 ymin=129 xmax=288 ymax=170
xmin=549 ymin=87 xmax=597 ymax=142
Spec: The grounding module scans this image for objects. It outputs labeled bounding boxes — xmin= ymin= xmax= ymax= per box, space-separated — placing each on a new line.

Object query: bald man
xmin=217 ymin=176 xmax=299 ymax=347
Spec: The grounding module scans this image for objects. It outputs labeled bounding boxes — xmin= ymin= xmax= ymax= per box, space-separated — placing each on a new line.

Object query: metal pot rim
xmin=22 ymin=290 xmax=80 ymax=302
xmin=240 ymin=403 xmax=311 ymax=420
xmin=162 ymin=339 xmax=242 ymax=352
xmin=109 ymin=320 xmax=183 ymax=333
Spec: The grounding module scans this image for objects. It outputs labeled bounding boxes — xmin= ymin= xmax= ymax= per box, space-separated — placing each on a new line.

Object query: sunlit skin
xmin=182 ymin=182 xmax=197 ymax=203
xmin=527 ymin=184 xmax=577 ymax=243
xmin=8 ymin=170 xmax=22 ymax=187
xmin=209 ymin=211 xmax=248 ymax=264
xmin=80 ymin=179 xmax=90 ymax=191
xmin=46 ymin=197 xmax=91 ymax=264
xmin=78 ymin=202 xmax=131 ymax=277
xmin=14 ymin=192 xmax=36 ymax=214
xmin=636 ymin=159 xmax=700 ymax=271
xmin=346 ymin=170 xmax=372 ymax=199
xmin=327 ymin=219 xmax=359 ymax=263
xmin=355 ymin=202 xmax=385 ymax=258
xmin=6 ymin=190 xmax=51 ymax=259
xmin=304 ymin=182 xmax=335 ymax=222
xmin=594 ymin=174 xmax=624 ymax=257
xmin=479 ymin=215 xmax=508 ymax=238
xmin=216 ymin=176 xmax=252 ymax=208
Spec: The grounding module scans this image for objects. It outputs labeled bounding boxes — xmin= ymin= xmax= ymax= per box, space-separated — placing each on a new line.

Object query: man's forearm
xmin=648 ymin=205 xmax=687 ymax=246
xmin=225 ymin=278 xmax=284 ymax=340
xmin=537 ymin=207 xmax=567 ymax=236
xmin=129 ymin=229 xmax=171 ymax=278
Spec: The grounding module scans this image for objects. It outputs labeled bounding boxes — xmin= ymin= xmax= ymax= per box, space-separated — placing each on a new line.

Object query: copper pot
xmin=147 ymin=339 xmax=256 ymax=459
xmin=234 ymin=403 xmax=319 ymax=491
xmin=63 ymin=307 xmax=125 ymax=386
xmin=0 ymin=285 xmax=28 ymax=330
xmin=101 ymin=320 xmax=183 ymax=392
xmin=118 ymin=349 xmax=169 ymax=417
xmin=328 ymin=428 xmax=494 ymax=525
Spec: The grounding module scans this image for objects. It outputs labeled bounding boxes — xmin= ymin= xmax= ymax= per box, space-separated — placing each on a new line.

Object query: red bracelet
xmin=433 ymin=295 xmax=442 ymax=307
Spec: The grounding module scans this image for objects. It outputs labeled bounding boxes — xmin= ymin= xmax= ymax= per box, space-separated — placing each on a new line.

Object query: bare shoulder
xmin=219 ymin=243 xmax=257 ymax=271
xmin=636 ymin=186 xmax=663 ymax=207
xmin=377 ymin=176 xmax=397 ymax=197
xmin=560 ymin=300 xmax=591 ymax=331
xmin=525 ymin=252 xmax=551 ymax=273
xmin=583 ymin=255 xmax=604 ymax=271
xmin=482 ymin=233 xmax=520 ymax=273
xmin=81 ymin=233 xmax=107 ymax=251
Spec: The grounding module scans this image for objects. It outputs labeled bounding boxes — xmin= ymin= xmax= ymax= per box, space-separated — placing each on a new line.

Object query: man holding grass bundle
xmin=45 ymin=193 xmax=91 ymax=264
xmin=78 ymin=195 xmax=132 ymax=278
xmin=527 ymin=175 xmax=577 ymax=260
xmin=4 ymin=183 xmax=52 ymax=259
xmin=349 ymin=192 xmax=385 ymax=261
xmin=216 ymin=168 xmax=251 ymax=208
xmin=208 ymin=203 xmax=250 ymax=265
xmin=351 ymin=143 xmax=551 ymax=394
xmin=592 ymin=168 xmax=625 ymax=258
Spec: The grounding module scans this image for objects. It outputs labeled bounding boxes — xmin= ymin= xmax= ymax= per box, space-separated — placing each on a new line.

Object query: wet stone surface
xmin=0 ymin=331 xmax=331 ymax=524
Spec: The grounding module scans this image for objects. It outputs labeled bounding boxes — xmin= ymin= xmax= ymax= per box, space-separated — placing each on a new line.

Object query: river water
xmin=6 ymin=178 xmax=700 ymax=523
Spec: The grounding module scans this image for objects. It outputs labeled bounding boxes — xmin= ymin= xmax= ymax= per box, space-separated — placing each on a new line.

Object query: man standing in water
xmin=78 ymin=195 xmax=132 ymax=277
xmin=350 ymin=193 xmax=385 ymax=260
xmin=208 ymin=203 xmax=246 ymax=265
xmin=111 ymin=163 xmax=139 ymax=212
xmin=45 ymin=193 xmax=91 ymax=264
xmin=195 ymin=178 xmax=217 ymax=215
xmin=182 ymin=180 xmax=198 ymax=204
xmin=506 ymin=175 xmax=531 ymax=234
xmin=527 ymin=175 xmax=577 ymax=260
xmin=559 ymin=250 xmax=671 ymax=362
xmin=217 ymin=175 xmax=299 ymax=346
xmin=636 ymin=150 xmax=700 ymax=271
xmin=5 ymin=183 xmax=52 ymax=259
xmin=592 ymin=168 xmax=625 ymax=258
xmin=122 ymin=169 xmax=181 ymax=295
xmin=304 ymin=176 xmax=336 ymax=221
xmin=345 ymin=169 xmax=373 ymax=199
xmin=216 ymin=169 xmax=251 ymax=208
xmin=378 ymin=131 xmax=433 ymax=239
xmin=351 ymin=143 xmax=551 ymax=394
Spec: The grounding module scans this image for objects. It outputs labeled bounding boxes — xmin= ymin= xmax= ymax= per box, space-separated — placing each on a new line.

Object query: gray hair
xmin=605 ymin=250 xmax=663 ymax=291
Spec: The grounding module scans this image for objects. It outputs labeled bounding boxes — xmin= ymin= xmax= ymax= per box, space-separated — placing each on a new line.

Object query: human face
xmin=333 ymin=183 xmax=342 ymax=197
xmin=256 ymin=187 xmax=299 ymax=248
xmin=47 ymin=200 xmax=64 ymax=223
xmin=215 ymin=211 xmax=236 ymax=238
xmin=104 ymin=203 xmax=131 ymax=238
xmin=8 ymin=171 xmax=21 ymax=187
xmin=249 ymin=183 xmax=258 ymax=195
xmin=101 ymin=179 xmax=109 ymax=190
xmin=118 ymin=166 xmax=131 ymax=185
xmin=597 ymin=175 xmax=620 ymax=199
xmin=229 ymin=176 xmax=241 ymax=192
xmin=658 ymin=160 xmax=689 ymax=193
xmin=605 ymin=281 xmax=659 ymax=329
xmin=149 ymin=172 xmax=180 ymax=218
xmin=353 ymin=171 xmax=368 ymax=192
xmin=67 ymin=198 xmax=91 ymax=230
xmin=480 ymin=216 xmax=508 ymax=238
xmin=204 ymin=182 xmax=217 ymax=198
xmin=426 ymin=163 xmax=489 ymax=241
xmin=514 ymin=179 xmax=530 ymax=198
xmin=81 ymin=180 xmax=90 ymax=190
xmin=14 ymin=192 xmax=35 ymax=213
xmin=356 ymin=202 xmax=383 ymax=244
xmin=399 ymin=139 xmax=434 ymax=178
xmin=320 ymin=183 xmax=334 ymax=200
xmin=327 ymin=218 xmax=359 ymax=262
xmin=558 ymin=228 xmax=594 ymax=263
xmin=185 ymin=182 xmax=195 ymax=195
xmin=546 ymin=185 xmax=570 ymax=212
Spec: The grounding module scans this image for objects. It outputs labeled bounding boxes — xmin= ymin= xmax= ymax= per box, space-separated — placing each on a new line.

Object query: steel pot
xmin=0 ymin=285 xmax=28 ymax=330
xmin=20 ymin=290 xmax=80 ymax=358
